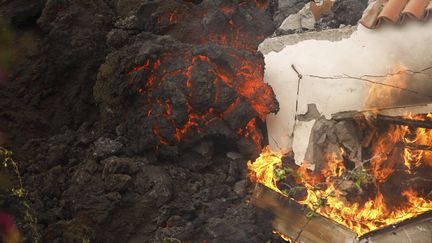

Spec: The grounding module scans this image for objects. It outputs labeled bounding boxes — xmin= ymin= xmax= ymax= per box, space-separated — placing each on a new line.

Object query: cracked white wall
xmin=263 ymin=21 xmax=432 ymax=163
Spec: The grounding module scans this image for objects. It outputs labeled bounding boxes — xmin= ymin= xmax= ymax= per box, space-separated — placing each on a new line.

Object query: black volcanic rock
xmin=0 ymin=0 xmax=280 ymax=242
xmin=95 ymin=34 xmax=278 ymax=153
xmin=0 ymin=0 xmax=46 ymax=27
xmin=319 ymin=0 xmax=368 ymax=28
xmin=137 ymin=0 xmax=276 ymax=51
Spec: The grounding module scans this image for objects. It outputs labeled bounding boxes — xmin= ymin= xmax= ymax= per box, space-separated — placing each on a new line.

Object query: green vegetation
xmin=347 ymin=168 xmax=370 ymax=190
xmin=274 ymin=166 xmax=303 ymax=181
xmin=1 ymin=147 xmax=40 ymax=243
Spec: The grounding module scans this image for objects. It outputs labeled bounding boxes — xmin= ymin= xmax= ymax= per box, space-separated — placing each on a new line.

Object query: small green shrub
xmin=1 ymin=147 xmax=40 ymax=243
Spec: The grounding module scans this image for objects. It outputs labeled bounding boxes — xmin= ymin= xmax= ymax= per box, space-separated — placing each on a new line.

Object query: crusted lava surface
xmin=96 ymin=35 xmax=278 ymax=155
xmin=0 ymin=0 xmax=282 ymax=242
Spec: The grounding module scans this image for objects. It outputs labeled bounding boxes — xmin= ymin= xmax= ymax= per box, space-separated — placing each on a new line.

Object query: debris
xmin=278 ymin=3 xmax=316 ymax=32
xmin=251 ymin=184 xmax=357 ymax=243
xmin=304 ymin=117 xmax=362 ymax=170
xmin=376 ymin=114 xmax=432 ymax=129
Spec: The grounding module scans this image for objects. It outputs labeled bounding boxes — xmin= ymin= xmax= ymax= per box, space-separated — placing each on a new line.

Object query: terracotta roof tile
xmin=310 ymin=0 xmax=334 ymax=21
xmin=403 ymin=0 xmax=430 ymax=19
xmin=360 ymin=0 xmax=432 ymax=29
xmin=428 ymin=1 xmax=432 ymax=11
xmin=379 ymin=0 xmax=408 ymax=23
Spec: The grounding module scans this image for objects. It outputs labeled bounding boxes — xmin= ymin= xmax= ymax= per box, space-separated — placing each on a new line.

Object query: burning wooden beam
xmin=331 ymin=106 xmax=432 ymax=130
xmin=252 ymin=184 xmax=432 ymax=243
xmin=375 ymin=114 xmax=432 ymax=129
xmin=399 ymin=143 xmax=432 ymax=151
xmin=251 ymin=184 xmax=357 ymax=243
xmin=358 ymin=211 xmax=432 ymax=243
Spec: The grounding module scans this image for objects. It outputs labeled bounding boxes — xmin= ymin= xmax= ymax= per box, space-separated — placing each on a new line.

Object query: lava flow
xmin=122 ymin=1 xmax=278 ymax=151
xmin=127 ymin=48 xmax=277 ymax=150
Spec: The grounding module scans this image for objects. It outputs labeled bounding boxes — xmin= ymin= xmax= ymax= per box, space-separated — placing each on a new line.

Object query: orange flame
xmin=272 ymin=230 xmax=293 ymax=242
xmin=249 ymin=114 xmax=432 ymax=236
xmin=247 ymin=147 xmax=283 ymax=194
xmin=250 ymin=65 xmax=431 ymax=238
xmin=364 ymin=66 xmax=409 ymax=109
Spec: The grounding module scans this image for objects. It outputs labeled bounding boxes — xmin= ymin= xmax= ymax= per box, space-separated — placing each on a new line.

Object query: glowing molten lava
xmin=249 ymin=113 xmax=432 ymax=236
xmin=127 ymin=49 xmax=277 ymax=150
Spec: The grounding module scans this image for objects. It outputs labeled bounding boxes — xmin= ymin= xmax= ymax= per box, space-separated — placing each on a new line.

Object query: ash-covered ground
xmin=0 ymin=0 xmax=366 ymax=242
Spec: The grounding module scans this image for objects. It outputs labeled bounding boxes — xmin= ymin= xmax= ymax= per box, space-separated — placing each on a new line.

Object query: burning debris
xmin=249 ymin=111 xmax=432 ymax=237
xmin=248 ymin=2 xmax=432 ymax=242
xmin=252 ymin=184 xmax=432 ymax=243
xmin=248 ymin=1 xmax=432 ymax=241
xmin=250 ymin=62 xmax=432 ymax=240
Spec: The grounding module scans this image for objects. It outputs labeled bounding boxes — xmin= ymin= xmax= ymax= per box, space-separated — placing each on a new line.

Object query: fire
xmin=402 ymin=113 xmax=432 ymax=172
xmin=272 ymin=230 xmax=293 ymax=242
xmin=370 ymin=124 xmax=408 ymax=182
xmin=249 ymin=112 xmax=432 ymax=236
xmin=247 ymin=147 xmax=283 ymax=194
xmin=248 ymin=66 xmax=430 ymax=236
xmin=364 ymin=65 xmax=409 ymax=109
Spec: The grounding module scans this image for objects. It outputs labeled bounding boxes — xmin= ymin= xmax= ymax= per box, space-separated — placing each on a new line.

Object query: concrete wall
xmin=262 ymin=22 xmax=432 ymax=163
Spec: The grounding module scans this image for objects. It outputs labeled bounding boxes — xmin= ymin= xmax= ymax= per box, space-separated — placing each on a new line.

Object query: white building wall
xmin=263 ymin=21 xmax=432 ymax=163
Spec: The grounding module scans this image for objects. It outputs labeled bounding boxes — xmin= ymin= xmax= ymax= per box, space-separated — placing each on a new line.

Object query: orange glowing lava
xmin=128 ymin=49 xmax=276 ymax=148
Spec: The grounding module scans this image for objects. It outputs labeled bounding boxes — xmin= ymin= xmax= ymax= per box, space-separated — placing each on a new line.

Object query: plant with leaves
xmin=347 ymin=168 xmax=371 ymax=190
xmin=274 ymin=166 xmax=303 ymax=181
xmin=274 ymin=166 xmax=308 ymax=200
xmin=1 ymin=147 xmax=39 ymax=243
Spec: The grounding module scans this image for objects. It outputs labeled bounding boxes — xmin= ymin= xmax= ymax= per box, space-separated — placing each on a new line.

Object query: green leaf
xmin=306 ymin=210 xmax=316 ymax=218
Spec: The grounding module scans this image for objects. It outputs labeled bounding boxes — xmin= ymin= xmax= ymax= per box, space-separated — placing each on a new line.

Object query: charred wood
xmin=376 ymin=115 xmax=432 ymax=129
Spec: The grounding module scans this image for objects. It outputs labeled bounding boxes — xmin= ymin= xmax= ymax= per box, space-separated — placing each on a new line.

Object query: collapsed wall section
xmin=262 ymin=21 xmax=432 ymax=163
